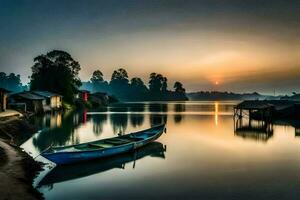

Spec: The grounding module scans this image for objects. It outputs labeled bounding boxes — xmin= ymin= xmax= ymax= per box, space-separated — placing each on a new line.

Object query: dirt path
xmin=0 ymin=140 xmax=42 ymax=200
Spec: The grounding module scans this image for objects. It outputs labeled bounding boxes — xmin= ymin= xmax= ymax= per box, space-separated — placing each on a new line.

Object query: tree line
xmin=0 ymin=72 xmax=26 ymax=92
xmin=1 ymin=50 xmax=187 ymax=103
xmin=82 ymin=68 xmax=188 ymax=101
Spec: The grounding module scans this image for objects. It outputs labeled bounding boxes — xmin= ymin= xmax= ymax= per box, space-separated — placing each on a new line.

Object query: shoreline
xmin=0 ymin=116 xmax=43 ymax=200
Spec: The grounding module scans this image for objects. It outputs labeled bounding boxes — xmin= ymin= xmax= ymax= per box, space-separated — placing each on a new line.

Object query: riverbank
xmin=0 ymin=116 xmax=43 ymax=200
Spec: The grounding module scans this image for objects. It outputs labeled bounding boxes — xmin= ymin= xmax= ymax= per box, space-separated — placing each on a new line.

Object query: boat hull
xmin=39 ymin=142 xmax=166 ymax=186
xmin=42 ymin=124 xmax=165 ymax=165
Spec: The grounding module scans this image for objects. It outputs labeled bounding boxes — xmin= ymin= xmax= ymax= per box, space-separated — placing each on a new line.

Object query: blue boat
xmin=39 ymin=142 xmax=166 ymax=186
xmin=42 ymin=124 xmax=166 ymax=165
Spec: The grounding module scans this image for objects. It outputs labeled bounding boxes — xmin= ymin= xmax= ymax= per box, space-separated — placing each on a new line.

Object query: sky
xmin=0 ymin=0 xmax=300 ymax=94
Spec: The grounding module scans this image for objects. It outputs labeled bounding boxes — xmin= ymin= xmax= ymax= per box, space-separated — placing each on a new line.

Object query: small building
xmin=32 ymin=91 xmax=63 ymax=111
xmin=76 ymin=90 xmax=90 ymax=102
xmin=90 ymin=92 xmax=109 ymax=106
xmin=0 ymin=88 xmax=10 ymax=112
xmin=9 ymin=92 xmax=45 ymax=113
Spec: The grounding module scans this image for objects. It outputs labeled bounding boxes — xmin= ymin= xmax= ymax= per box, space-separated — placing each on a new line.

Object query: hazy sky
xmin=0 ymin=0 xmax=300 ymax=94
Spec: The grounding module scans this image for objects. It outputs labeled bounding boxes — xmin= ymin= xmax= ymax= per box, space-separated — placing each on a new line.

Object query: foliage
xmin=174 ymin=81 xmax=185 ymax=93
xmin=82 ymin=69 xmax=188 ymax=101
xmin=110 ymin=68 xmax=130 ymax=100
xmin=30 ymin=50 xmax=81 ymax=103
xmin=0 ymin=72 xmax=23 ymax=92
xmin=90 ymin=70 xmax=104 ymax=83
xmin=90 ymin=70 xmax=109 ymax=93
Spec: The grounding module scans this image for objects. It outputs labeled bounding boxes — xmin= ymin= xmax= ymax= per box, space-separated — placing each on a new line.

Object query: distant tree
xmin=30 ymin=50 xmax=81 ymax=103
xmin=110 ymin=68 xmax=130 ymax=99
xmin=0 ymin=72 xmax=23 ymax=92
xmin=162 ymin=77 xmax=168 ymax=92
xmin=131 ymin=77 xmax=145 ymax=88
xmin=90 ymin=70 xmax=109 ymax=93
xmin=149 ymin=73 xmax=164 ymax=93
xmin=111 ymin=68 xmax=128 ymax=82
xmin=90 ymin=70 xmax=104 ymax=83
xmin=174 ymin=81 xmax=185 ymax=93
xmin=130 ymin=77 xmax=148 ymax=94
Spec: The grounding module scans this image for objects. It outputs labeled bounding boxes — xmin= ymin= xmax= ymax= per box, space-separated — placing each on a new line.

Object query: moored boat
xmin=38 ymin=141 xmax=166 ymax=186
xmin=41 ymin=124 xmax=166 ymax=165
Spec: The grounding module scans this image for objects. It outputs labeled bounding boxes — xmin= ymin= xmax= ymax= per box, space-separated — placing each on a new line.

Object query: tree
xmin=90 ymin=70 xmax=109 ymax=93
xmin=130 ymin=77 xmax=148 ymax=94
xmin=90 ymin=70 xmax=104 ymax=83
xmin=0 ymin=72 xmax=23 ymax=92
xmin=162 ymin=77 xmax=168 ymax=92
xmin=30 ymin=50 xmax=81 ymax=103
xmin=131 ymin=77 xmax=144 ymax=88
xmin=149 ymin=73 xmax=164 ymax=93
xmin=174 ymin=81 xmax=186 ymax=93
xmin=109 ymin=68 xmax=130 ymax=100
xmin=111 ymin=68 xmax=128 ymax=82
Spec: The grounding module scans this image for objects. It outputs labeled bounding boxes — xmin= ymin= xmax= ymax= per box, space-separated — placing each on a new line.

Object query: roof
xmin=32 ymin=91 xmax=62 ymax=98
xmin=0 ymin=87 xmax=11 ymax=93
xmin=235 ymin=100 xmax=300 ymax=111
xmin=235 ymin=100 xmax=274 ymax=110
xmin=13 ymin=92 xmax=45 ymax=100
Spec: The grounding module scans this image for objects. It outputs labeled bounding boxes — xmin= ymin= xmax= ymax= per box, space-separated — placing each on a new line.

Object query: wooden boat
xmin=42 ymin=124 xmax=166 ymax=165
xmin=38 ymin=142 xmax=166 ymax=186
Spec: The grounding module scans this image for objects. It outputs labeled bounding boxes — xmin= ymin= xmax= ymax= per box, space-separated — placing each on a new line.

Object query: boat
xmin=41 ymin=124 xmax=166 ymax=165
xmin=38 ymin=142 xmax=166 ymax=186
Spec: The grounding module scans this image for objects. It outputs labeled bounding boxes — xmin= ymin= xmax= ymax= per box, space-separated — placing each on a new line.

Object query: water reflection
xmin=30 ymin=112 xmax=63 ymax=129
xmin=92 ymin=114 xmax=107 ymax=136
xmin=234 ymin=118 xmax=274 ymax=142
xmin=149 ymin=103 xmax=168 ymax=126
xmin=129 ymin=105 xmax=145 ymax=127
xmin=23 ymin=101 xmax=300 ymax=200
xmin=32 ymin=111 xmax=91 ymax=151
xmin=214 ymin=102 xmax=219 ymax=126
xmin=174 ymin=103 xmax=185 ymax=124
xmin=38 ymin=142 xmax=166 ymax=188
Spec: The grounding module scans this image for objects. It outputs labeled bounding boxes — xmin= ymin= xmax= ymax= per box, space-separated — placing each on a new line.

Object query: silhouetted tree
xmin=111 ymin=68 xmax=128 ymax=82
xmin=0 ymin=72 xmax=23 ymax=92
xmin=91 ymin=70 xmax=104 ymax=83
xmin=174 ymin=81 xmax=185 ymax=93
xmin=81 ymin=69 xmax=188 ymax=101
xmin=90 ymin=70 xmax=109 ymax=93
xmin=110 ymin=68 xmax=130 ymax=100
xmin=30 ymin=50 xmax=81 ymax=103
xmin=149 ymin=73 xmax=164 ymax=93
xmin=161 ymin=77 xmax=168 ymax=92
xmin=130 ymin=77 xmax=148 ymax=93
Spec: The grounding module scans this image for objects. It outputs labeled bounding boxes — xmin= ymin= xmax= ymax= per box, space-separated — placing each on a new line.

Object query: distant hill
xmin=187 ymin=91 xmax=282 ymax=101
xmin=280 ymin=93 xmax=300 ymax=101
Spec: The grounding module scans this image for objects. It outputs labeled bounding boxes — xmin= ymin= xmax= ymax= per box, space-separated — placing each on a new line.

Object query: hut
xmin=76 ymin=90 xmax=90 ymax=102
xmin=9 ymin=92 xmax=45 ymax=113
xmin=32 ymin=91 xmax=63 ymax=111
xmin=0 ymin=88 xmax=10 ymax=112
xmin=234 ymin=100 xmax=274 ymax=122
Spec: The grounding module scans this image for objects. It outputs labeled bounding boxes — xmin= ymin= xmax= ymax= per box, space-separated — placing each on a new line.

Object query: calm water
xmin=21 ymin=101 xmax=300 ymax=200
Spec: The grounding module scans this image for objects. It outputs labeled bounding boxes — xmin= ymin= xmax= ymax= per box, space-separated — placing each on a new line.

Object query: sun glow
xmin=214 ymin=102 xmax=219 ymax=126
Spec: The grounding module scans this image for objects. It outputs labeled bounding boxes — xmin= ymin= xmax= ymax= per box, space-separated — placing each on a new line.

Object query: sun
xmin=215 ymin=81 xmax=219 ymax=85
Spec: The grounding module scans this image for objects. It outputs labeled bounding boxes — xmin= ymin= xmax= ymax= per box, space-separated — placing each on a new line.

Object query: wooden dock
xmin=233 ymin=100 xmax=300 ymax=139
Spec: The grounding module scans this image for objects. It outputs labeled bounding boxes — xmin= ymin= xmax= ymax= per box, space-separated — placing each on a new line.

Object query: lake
xmin=21 ymin=101 xmax=300 ymax=200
